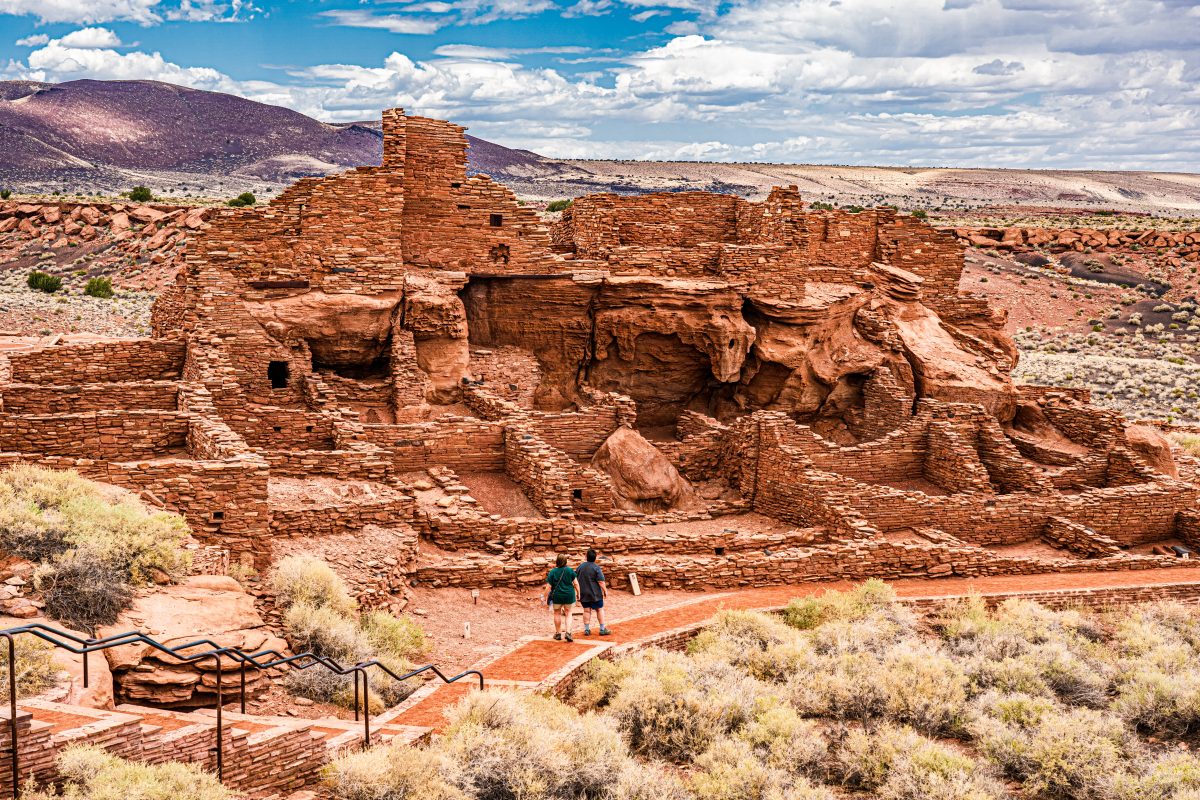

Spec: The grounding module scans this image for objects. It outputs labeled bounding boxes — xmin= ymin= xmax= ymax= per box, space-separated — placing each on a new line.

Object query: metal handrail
xmin=0 ymin=623 xmax=485 ymax=797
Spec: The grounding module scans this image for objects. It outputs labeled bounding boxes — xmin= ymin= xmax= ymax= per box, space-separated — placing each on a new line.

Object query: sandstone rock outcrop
xmin=99 ymin=576 xmax=285 ymax=707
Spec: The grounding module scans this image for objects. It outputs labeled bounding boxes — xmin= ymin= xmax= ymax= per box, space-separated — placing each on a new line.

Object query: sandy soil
xmin=456 ymin=471 xmax=542 ymax=518
xmin=960 ymin=256 xmax=1121 ymax=334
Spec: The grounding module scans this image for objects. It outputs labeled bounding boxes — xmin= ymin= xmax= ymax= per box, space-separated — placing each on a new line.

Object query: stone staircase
xmin=0 ymin=698 xmax=431 ymax=798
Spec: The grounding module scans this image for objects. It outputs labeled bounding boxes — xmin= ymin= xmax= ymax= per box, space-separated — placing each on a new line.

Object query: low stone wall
xmin=1 ymin=381 xmax=180 ymax=413
xmin=271 ymin=497 xmax=414 ymax=538
xmin=7 ymin=338 xmax=186 ymax=385
xmin=0 ymin=410 xmax=188 ymax=459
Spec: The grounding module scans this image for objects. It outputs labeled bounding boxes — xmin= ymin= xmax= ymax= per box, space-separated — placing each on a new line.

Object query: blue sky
xmin=1 ymin=0 xmax=1198 ymax=169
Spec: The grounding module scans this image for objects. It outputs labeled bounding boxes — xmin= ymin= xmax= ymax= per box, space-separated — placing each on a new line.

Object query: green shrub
xmin=271 ymin=554 xmax=356 ymax=614
xmin=910 ymin=209 xmax=928 ymax=219
xmin=691 ymin=738 xmax=834 ymax=800
xmin=24 ymin=744 xmax=235 ymax=800
xmin=0 ymin=190 xmax=11 ymax=200
xmin=227 ymin=192 xmax=256 ymax=207
xmin=361 ymin=610 xmax=427 ymax=661
xmin=546 ymin=199 xmax=573 ymax=212
xmin=27 ymin=270 xmax=62 ymax=293
xmin=809 ymin=201 xmax=834 ymax=210
xmin=127 ymin=186 xmax=154 ymax=203
xmin=836 ymin=724 xmax=1004 ymax=800
xmin=84 ymin=277 xmax=114 ymax=299
xmin=736 ymin=705 xmax=827 ymax=778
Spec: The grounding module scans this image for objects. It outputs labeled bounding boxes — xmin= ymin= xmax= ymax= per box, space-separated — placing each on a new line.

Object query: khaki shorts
xmin=552 ymin=603 xmax=574 ymax=611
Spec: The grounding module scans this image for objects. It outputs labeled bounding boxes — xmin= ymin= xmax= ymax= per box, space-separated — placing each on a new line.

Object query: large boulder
xmin=1125 ymin=424 xmax=1178 ymax=478
xmin=591 ymin=426 xmax=696 ymax=512
xmin=99 ymin=575 xmax=286 ymax=708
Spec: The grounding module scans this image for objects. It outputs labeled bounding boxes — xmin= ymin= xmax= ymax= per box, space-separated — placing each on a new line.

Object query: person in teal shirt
xmin=543 ymin=554 xmax=580 ymax=642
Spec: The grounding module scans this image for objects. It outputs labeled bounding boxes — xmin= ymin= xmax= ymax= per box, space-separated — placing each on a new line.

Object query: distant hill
xmin=0 ymin=79 xmax=548 ymax=195
xmin=0 ymin=79 xmax=1197 ymax=213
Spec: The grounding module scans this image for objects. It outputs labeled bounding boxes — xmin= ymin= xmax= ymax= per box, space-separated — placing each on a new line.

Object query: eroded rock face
xmin=99 ymin=576 xmax=285 ymax=708
xmin=592 ymin=425 xmax=696 ymax=512
xmin=1125 ymin=424 xmax=1178 ymax=478
xmin=246 ymin=290 xmax=401 ymax=369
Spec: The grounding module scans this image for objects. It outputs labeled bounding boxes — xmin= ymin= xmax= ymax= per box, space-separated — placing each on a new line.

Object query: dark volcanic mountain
xmin=0 ymin=79 xmax=548 ymax=193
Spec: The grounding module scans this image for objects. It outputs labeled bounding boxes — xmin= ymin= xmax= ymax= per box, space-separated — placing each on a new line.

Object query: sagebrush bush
xmin=26 ymin=270 xmax=62 ymax=293
xmin=23 ymin=744 xmax=234 ymax=800
xmin=271 ymin=554 xmax=356 ymax=614
xmin=690 ymin=738 xmax=834 ymax=800
xmin=84 ymin=277 xmax=114 ymax=299
xmin=285 ymin=601 xmax=371 ymax=662
xmin=362 ymin=610 xmax=427 ymax=661
xmin=0 ymin=465 xmax=190 ymax=585
xmin=835 ymin=724 xmax=1004 ymax=800
xmin=322 ymin=744 xmax=467 ymax=800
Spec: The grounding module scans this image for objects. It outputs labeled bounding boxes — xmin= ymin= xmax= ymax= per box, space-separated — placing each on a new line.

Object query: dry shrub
xmin=285 ymin=601 xmax=371 ymax=662
xmin=736 ymin=705 xmax=827 ymax=778
xmin=835 ymin=724 xmax=1004 ymax=800
xmin=439 ymin=690 xmax=632 ymax=800
xmin=322 ymin=743 xmax=467 ymax=800
xmin=603 ymin=650 xmax=765 ymax=761
xmin=361 ymin=610 xmax=427 ymax=661
xmin=783 ymin=579 xmax=911 ymax=634
xmin=1110 ymin=603 xmax=1200 ymax=736
xmin=0 ymin=634 xmax=57 ymax=698
xmin=690 ymin=738 xmax=835 ymax=800
xmin=22 ymin=744 xmax=234 ymax=800
xmin=271 ymin=554 xmax=357 ymax=614
xmin=972 ymin=692 xmax=1137 ymax=799
xmin=0 ymin=465 xmax=188 ymax=582
xmin=35 ymin=550 xmax=134 ymax=632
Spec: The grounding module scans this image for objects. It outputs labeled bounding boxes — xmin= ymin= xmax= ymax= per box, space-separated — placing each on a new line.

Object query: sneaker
xmin=583 ymin=625 xmax=592 ymax=636
xmin=565 ymin=632 xmax=574 ymax=642
xmin=553 ymin=633 xmax=562 ymax=641
xmin=599 ymin=627 xmax=612 ymax=636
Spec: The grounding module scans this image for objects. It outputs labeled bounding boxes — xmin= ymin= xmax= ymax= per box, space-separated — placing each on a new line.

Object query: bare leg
xmin=596 ymin=607 xmax=606 ymax=628
xmin=564 ymin=604 xmax=575 ymax=635
xmin=553 ymin=607 xmax=562 ymax=635
xmin=582 ymin=607 xmax=593 ymax=628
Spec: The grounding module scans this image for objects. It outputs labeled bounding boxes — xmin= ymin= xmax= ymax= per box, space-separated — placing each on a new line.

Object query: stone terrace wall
xmin=1 ymin=381 xmax=179 ymax=413
xmin=0 ymin=411 xmax=187 ymax=459
xmin=7 ymin=338 xmax=185 ymax=384
xmin=361 ymin=418 xmax=506 ymax=472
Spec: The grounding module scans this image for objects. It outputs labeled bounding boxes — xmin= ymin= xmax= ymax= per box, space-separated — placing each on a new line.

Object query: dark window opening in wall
xmin=572 ymin=488 xmax=583 ymax=500
xmin=273 ymin=426 xmax=282 ymax=433
xmin=489 ymin=243 xmax=510 ymax=265
xmin=490 ymin=213 xmax=503 ymax=227
xmin=211 ymin=511 xmax=225 ymax=521
xmin=714 ymin=546 xmax=726 ymax=556
xmin=457 ymin=204 xmax=471 ymax=210
xmin=268 ymin=360 xmax=290 ymax=389
xmin=451 ymin=182 xmax=461 ymax=188
xmin=306 ymin=425 xmax=314 ymax=433
xmin=728 ymin=338 xmax=736 ymax=348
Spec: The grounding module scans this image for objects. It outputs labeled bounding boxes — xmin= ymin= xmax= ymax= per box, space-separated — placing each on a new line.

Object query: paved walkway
xmin=385 ymin=566 xmax=1200 ymax=730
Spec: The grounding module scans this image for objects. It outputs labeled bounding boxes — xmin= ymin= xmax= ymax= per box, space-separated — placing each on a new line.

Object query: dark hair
xmin=555 ymin=554 xmax=567 ymax=568
xmin=586 ymin=549 xmax=597 ymax=562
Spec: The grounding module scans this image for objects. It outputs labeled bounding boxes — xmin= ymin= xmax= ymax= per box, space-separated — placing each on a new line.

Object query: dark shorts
xmin=581 ymin=599 xmax=604 ymax=610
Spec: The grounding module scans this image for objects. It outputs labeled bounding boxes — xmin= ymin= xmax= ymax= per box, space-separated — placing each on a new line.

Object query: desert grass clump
xmin=835 ymin=723 xmax=1005 ymax=800
xmin=23 ymin=744 xmax=234 ymax=800
xmin=361 ymin=609 xmax=427 ymax=661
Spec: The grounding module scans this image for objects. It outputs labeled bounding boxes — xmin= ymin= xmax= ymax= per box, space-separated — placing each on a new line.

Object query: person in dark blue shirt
xmin=576 ymin=549 xmax=611 ymax=636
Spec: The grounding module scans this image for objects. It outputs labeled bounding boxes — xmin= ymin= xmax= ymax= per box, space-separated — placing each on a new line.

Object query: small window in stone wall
xmin=490 ymin=213 xmax=503 ymax=227
xmin=268 ymin=360 xmax=289 ymax=389
xmin=572 ymin=488 xmax=583 ymax=500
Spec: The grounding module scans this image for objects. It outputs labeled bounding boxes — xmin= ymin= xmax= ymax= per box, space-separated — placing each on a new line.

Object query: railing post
xmin=239 ymin=662 xmax=246 ymax=714
xmin=353 ymin=670 xmax=359 ymax=722
xmin=81 ymin=650 xmax=88 ymax=690
xmin=214 ymin=653 xmax=223 ymax=784
xmin=361 ymin=669 xmax=370 ymax=749
xmin=3 ymin=634 xmax=17 ymax=800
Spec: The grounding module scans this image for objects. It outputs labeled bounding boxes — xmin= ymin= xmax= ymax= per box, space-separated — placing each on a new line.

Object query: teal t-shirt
xmin=546 ymin=566 xmax=577 ymax=604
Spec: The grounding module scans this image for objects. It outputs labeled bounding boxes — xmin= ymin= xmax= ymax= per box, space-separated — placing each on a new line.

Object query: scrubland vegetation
xmin=325 ymin=581 xmax=1200 ymax=800
xmin=272 ymin=554 xmax=426 ymax=712
xmin=0 ymin=466 xmax=190 ymax=631
xmin=25 ymin=745 xmax=234 ymax=800
xmin=1015 ymin=328 xmax=1200 ymax=423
